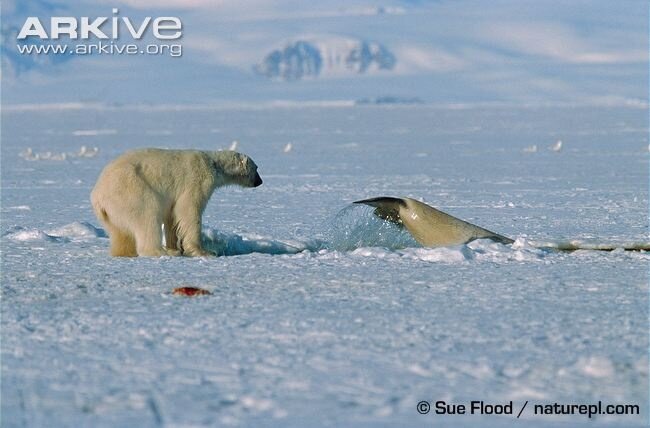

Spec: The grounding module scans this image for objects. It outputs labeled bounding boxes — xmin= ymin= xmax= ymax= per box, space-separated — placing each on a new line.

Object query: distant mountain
xmin=254 ymin=37 xmax=396 ymax=81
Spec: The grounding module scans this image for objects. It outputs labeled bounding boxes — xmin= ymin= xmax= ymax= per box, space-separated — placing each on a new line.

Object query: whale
xmin=354 ymin=196 xmax=650 ymax=251
xmin=354 ymin=196 xmax=513 ymax=247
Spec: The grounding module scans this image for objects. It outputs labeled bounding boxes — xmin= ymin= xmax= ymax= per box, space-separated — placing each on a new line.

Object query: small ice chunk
xmin=77 ymin=145 xmax=99 ymax=157
xmin=19 ymin=148 xmax=39 ymax=161
xmin=578 ymin=356 xmax=614 ymax=378
xmin=5 ymin=228 xmax=67 ymax=243
xmin=48 ymin=222 xmax=107 ymax=239
xmin=523 ymin=145 xmax=537 ymax=153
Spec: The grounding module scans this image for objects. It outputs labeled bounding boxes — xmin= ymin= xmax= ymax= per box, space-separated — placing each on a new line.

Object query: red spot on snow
xmin=172 ymin=287 xmax=211 ymax=297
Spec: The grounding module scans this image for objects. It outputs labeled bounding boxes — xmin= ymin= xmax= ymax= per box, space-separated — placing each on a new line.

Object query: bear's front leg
xmin=174 ymin=198 xmax=215 ymax=257
xmin=180 ymin=223 xmax=215 ymax=257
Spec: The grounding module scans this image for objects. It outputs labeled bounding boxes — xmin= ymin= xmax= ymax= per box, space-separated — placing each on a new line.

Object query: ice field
xmin=1 ymin=104 xmax=648 ymax=427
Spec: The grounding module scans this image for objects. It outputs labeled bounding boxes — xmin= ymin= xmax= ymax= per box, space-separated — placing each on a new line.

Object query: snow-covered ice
xmin=1 ymin=105 xmax=648 ymax=427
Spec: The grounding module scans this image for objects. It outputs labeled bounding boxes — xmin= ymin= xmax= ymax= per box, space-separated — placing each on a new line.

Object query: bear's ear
xmin=240 ymin=154 xmax=249 ymax=168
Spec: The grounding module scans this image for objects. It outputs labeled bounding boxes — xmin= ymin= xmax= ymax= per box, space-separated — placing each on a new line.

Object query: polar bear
xmin=91 ymin=149 xmax=262 ymax=257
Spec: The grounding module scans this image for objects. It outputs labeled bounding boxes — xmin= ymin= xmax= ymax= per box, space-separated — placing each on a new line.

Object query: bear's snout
xmin=253 ymin=172 xmax=263 ymax=187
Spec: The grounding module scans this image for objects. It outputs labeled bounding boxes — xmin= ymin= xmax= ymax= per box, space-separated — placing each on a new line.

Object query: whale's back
xmin=354 ymin=196 xmax=513 ymax=247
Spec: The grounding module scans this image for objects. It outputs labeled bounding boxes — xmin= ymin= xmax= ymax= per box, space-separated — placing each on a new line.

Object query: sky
xmin=1 ymin=0 xmax=648 ymax=106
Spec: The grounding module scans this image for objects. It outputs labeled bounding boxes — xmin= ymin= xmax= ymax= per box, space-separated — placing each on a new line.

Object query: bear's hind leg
xmin=105 ymin=223 xmax=137 ymax=257
xmin=134 ymin=217 xmax=170 ymax=257
xmin=163 ymin=213 xmax=181 ymax=256
xmin=164 ymin=211 xmax=181 ymax=256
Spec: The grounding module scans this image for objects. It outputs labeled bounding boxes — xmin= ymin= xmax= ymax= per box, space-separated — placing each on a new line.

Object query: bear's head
xmin=212 ymin=151 xmax=263 ymax=188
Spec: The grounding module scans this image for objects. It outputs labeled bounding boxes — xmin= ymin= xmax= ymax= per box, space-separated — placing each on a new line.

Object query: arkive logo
xmin=16 ymin=9 xmax=183 ymax=57
xmin=17 ymin=9 xmax=182 ymax=40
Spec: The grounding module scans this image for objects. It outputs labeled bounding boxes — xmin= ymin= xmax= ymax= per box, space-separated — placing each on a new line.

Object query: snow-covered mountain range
xmin=254 ymin=36 xmax=396 ymax=80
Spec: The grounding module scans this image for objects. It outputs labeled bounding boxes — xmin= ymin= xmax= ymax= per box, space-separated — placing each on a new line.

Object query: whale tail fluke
xmin=354 ymin=197 xmax=406 ymax=225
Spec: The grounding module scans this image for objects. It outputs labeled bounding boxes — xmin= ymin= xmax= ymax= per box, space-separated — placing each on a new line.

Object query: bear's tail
xmin=90 ymin=191 xmax=110 ymax=225
xmin=97 ymin=207 xmax=109 ymax=223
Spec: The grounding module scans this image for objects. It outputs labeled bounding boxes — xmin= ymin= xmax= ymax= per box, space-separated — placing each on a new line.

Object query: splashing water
xmin=322 ymin=204 xmax=420 ymax=251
